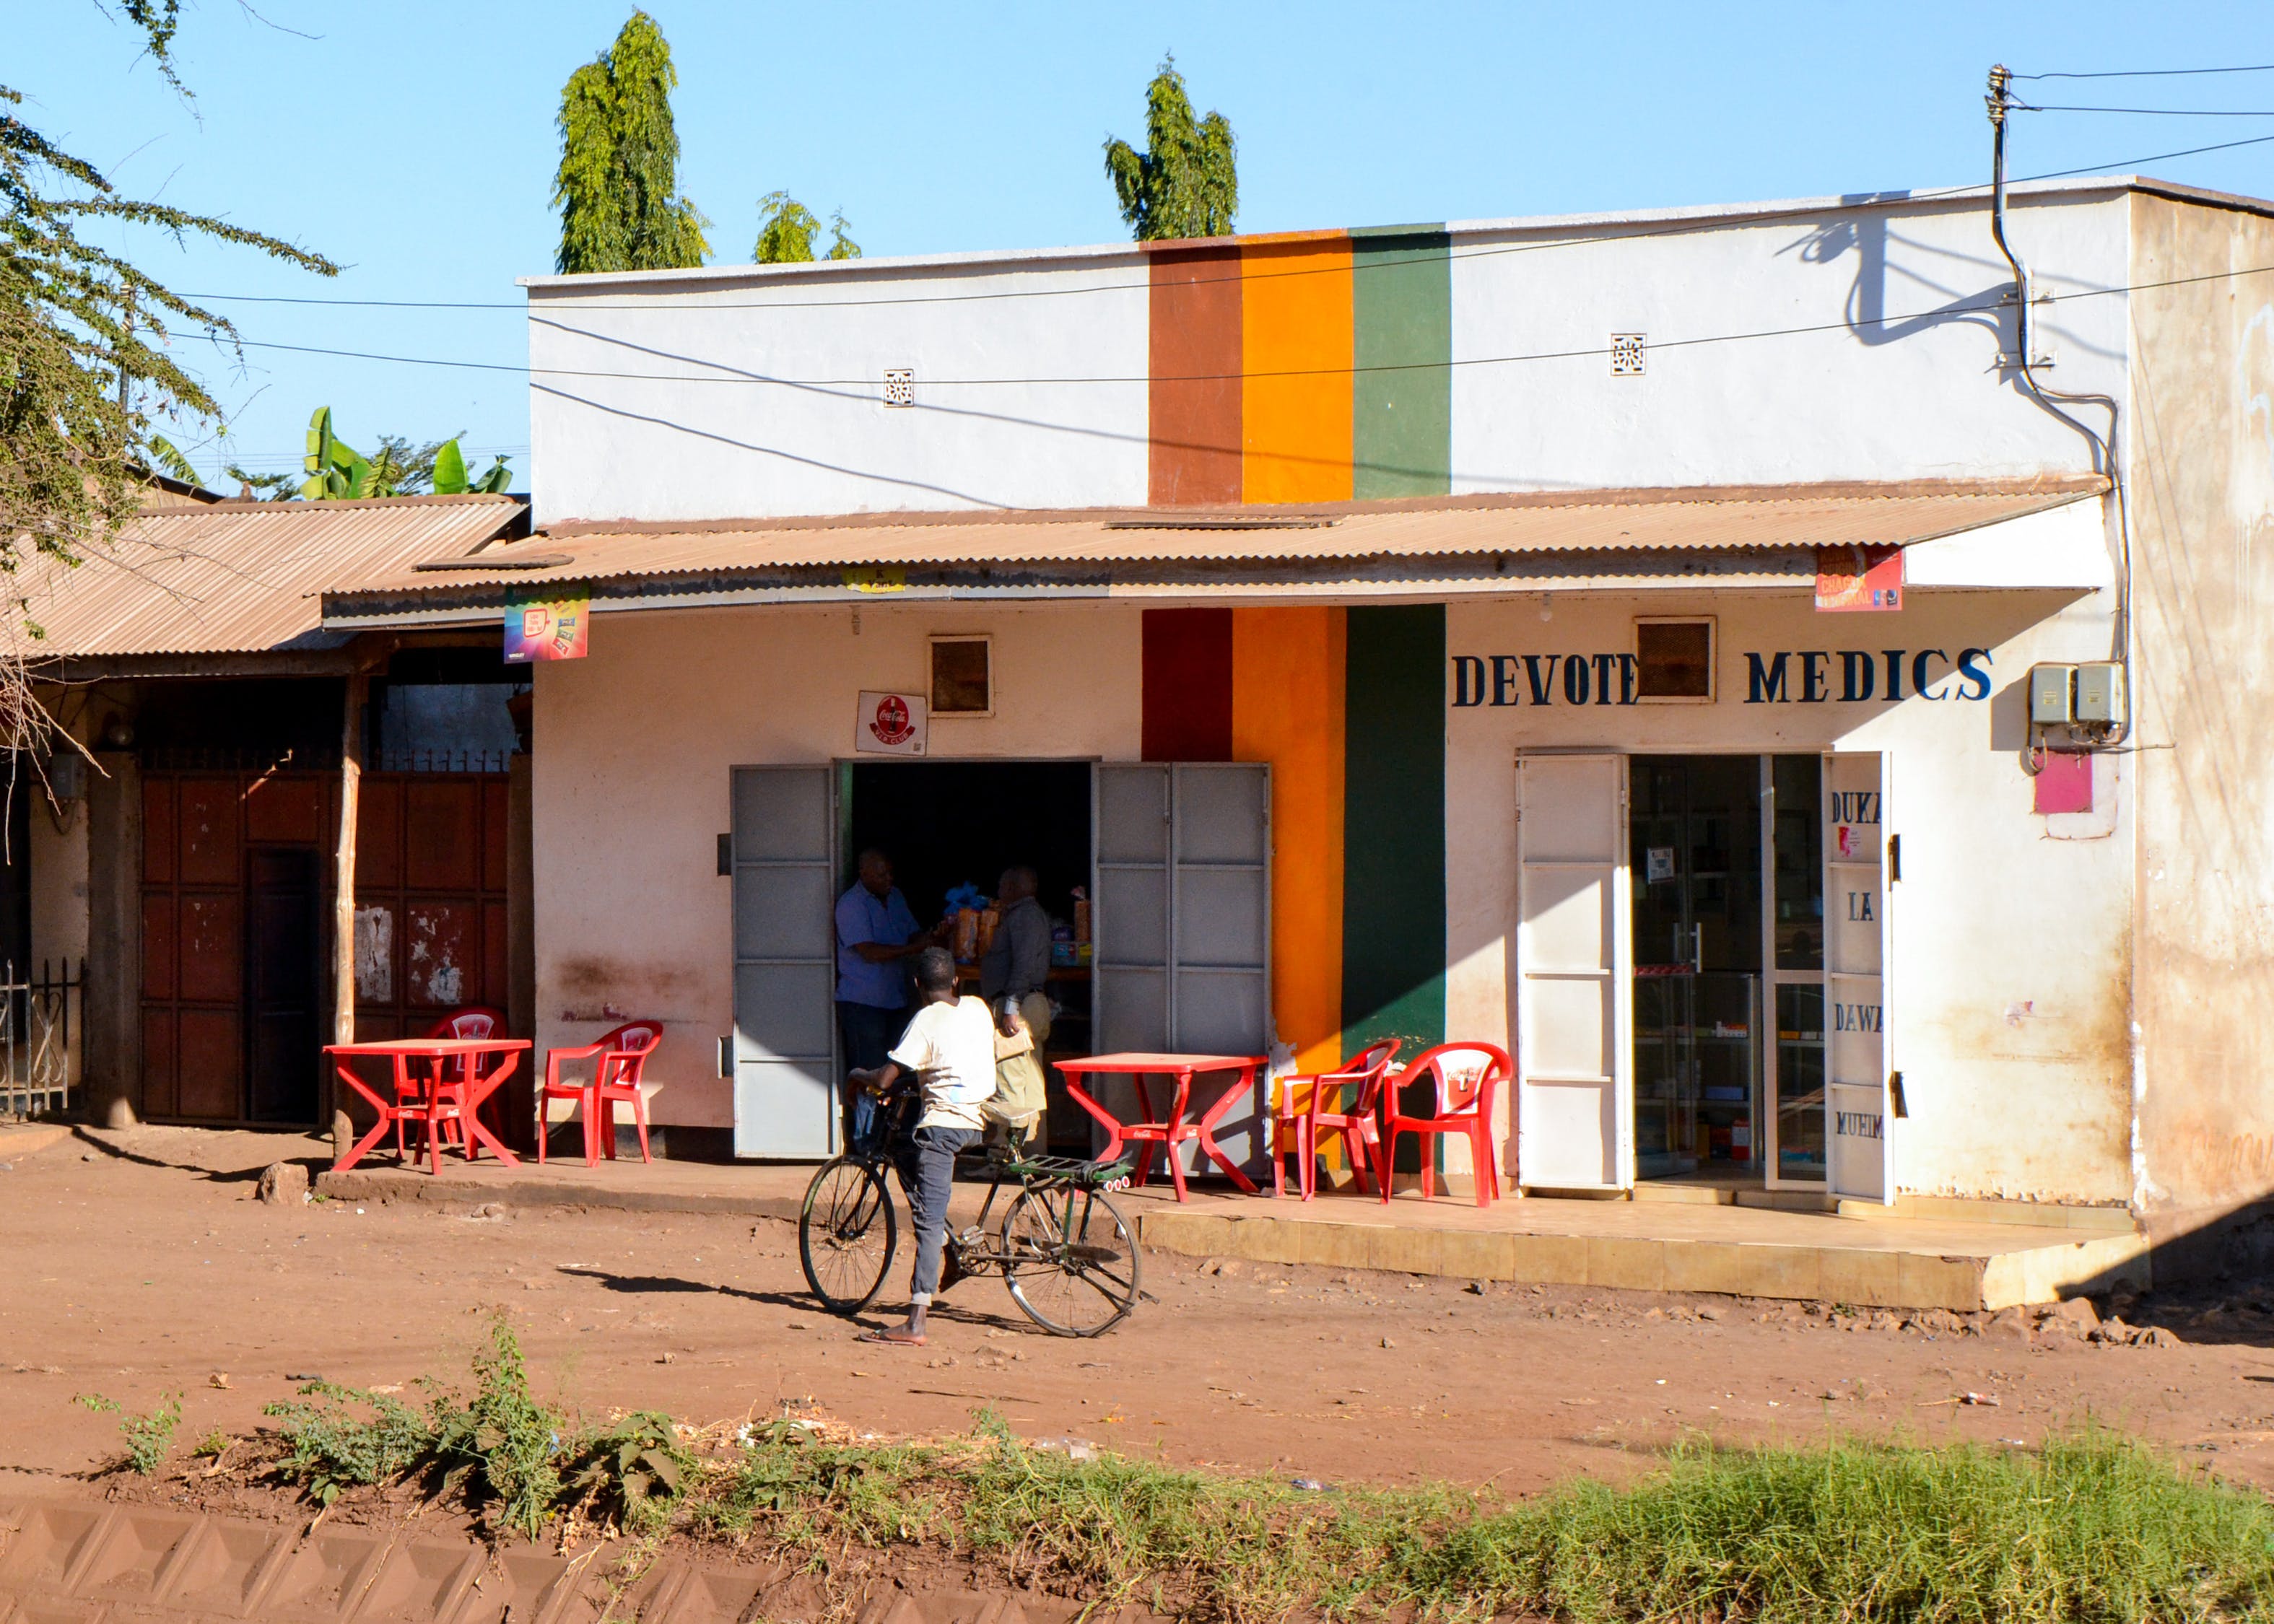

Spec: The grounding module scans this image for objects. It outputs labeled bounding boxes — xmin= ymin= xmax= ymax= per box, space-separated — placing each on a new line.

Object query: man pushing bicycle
xmin=843 ymin=945 xmax=996 ymax=1346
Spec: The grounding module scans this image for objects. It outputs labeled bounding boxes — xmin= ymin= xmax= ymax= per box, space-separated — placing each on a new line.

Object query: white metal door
xmin=729 ymin=765 xmax=840 ymax=1158
xmin=1092 ymin=761 xmax=1272 ymax=1173
xmin=1824 ymin=752 xmax=1894 ymax=1203
xmin=1514 ymin=753 xmax=1634 ymax=1191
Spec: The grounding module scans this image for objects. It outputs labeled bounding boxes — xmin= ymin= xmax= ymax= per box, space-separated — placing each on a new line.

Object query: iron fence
xmin=0 ymin=959 xmax=80 ymax=1121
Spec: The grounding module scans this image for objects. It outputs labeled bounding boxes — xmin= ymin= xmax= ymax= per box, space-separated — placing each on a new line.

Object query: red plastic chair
xmin=539 ymin=1021 xmax=663 ymax=1166
xmin=1269 ymin=1039 xmax=1400 ymax=1200
xmin=391 ymin=1006 xmax=507 ymax=1159
xmin=1377 ymin=1042 xmax=1512 ymax=1208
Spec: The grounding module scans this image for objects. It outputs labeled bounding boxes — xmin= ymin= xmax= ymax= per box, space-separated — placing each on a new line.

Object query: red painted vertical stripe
xmin=1141 ymin=608 xmax=1234 ymax=761
xmin=1148 ymin=245 xmax=1243 ymax=506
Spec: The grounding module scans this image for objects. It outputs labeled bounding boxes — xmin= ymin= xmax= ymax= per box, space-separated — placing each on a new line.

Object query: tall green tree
xmin=2 ymin=1 xmax=334 ymax=688
xmin=754 ymin=193 xmax=861 ymax=264
xmin=1103 ymin=55 xmax=1238 ymax=242
xmin=553 ymin=11 xmax=709 ymax=274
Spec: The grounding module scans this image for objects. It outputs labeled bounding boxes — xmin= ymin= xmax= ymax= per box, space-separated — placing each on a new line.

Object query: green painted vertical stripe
xmin=1351 ymin=227 xmax=1451 ymax=499
xmin=1340 ymin=603 xmax=1447 ymax=1074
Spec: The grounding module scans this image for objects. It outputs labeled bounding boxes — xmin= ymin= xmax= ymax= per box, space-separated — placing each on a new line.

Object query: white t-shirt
xmin=889 ymin=995 xmax=997 ymax=1131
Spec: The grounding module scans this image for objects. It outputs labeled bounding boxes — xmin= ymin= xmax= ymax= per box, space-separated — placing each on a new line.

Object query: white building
xmin=320 ymin=175 xmax=2274 ymax=1280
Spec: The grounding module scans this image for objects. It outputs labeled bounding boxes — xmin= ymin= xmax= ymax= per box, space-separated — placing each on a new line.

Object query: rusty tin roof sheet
xmin=20 ymin=494 xmax=526 ymax=658
xmin=334 ymin=478 xmax=2104 ymax=601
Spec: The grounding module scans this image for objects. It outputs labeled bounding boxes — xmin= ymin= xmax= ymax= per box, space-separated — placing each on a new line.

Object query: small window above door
xmin=1634 ymin=617 xmax=1715 ymax=703
xmin=928 ymin=636 xmax=993 ymax=717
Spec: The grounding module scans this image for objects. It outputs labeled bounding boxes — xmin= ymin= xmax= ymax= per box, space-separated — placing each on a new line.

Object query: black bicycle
xmin=798 ymin=1088 xmax=1143 ymax=1337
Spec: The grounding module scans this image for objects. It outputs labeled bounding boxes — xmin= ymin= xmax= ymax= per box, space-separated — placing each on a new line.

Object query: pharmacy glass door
xmin=1628 ymin=756 xmax=1763 ymax=1181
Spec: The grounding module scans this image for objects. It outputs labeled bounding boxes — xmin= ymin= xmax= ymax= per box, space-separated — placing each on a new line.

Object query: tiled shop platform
xmin=317 ymin=1153 xmax=2148 ymax=1314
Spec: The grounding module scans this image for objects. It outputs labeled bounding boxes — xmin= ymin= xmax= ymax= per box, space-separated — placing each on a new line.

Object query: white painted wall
xmin=528 ymin=252 xmax=1151 ymax=526
xmin=529 ymin=601 xmax=1145 ymax=1128
xmin=1447 ymin=580 xmax=2136 ymax=1206
xmin=1449 ymin=193 xmax=2132 ymax=493
xmin=527 ymin=185 xmax=2132 ymax=528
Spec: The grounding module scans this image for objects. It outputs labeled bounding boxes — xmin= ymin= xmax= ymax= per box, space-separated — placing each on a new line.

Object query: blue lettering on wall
xmin=1834 ymin=1109 xmax=1884 ymax=1140
xmin=1448 ymin=647 xmax=1994 ymax=706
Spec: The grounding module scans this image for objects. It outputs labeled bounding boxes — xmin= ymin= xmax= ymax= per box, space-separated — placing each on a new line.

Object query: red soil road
xmin=4 ymin=1124 xmax=2272 ymax=1498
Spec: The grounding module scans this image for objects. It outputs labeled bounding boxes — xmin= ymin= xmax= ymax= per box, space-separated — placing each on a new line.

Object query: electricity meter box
xmin=2075 ymin=661 xmax=2126 ymax=727
xmin=2028 ymin=663 xmax=2075 ymax=725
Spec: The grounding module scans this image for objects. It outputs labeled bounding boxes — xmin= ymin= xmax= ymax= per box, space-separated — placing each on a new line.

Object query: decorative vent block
xmin=883 ymin=367 xmax=915 ymax=407
xmin=1610 ymin=333 xmax=1647 ymax=376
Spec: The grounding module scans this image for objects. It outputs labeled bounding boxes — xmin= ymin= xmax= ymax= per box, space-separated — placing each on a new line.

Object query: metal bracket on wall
xmin=717 ymin=833 xmax=731 ymax=876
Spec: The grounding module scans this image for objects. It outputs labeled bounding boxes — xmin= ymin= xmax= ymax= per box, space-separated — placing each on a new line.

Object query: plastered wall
xmin=529 ymin=602 xmax=1145 ymax=1128
xmin=2128 ymin=194 xmax=2274 ymax=1223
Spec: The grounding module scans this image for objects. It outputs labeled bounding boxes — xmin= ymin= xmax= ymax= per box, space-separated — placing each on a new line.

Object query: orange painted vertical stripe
xmin=1239 ymin=237 xmax=1354 ymax=505
xmin=1231 ymin=606 xmax=1346 ymax=1078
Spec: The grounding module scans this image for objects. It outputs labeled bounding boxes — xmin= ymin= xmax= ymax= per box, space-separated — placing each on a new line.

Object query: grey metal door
xmin=730 ymin=766 xmax=838 ymax=1158
xmin=1093 ymin=761 xmax=1271 ymax=1173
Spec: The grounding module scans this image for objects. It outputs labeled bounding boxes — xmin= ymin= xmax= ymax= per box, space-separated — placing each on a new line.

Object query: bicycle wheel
xmin=800 ymin=1157 xmax=897 ymax=1314
xmin=1001 ymin=1184 xmax=1141 ymax=1337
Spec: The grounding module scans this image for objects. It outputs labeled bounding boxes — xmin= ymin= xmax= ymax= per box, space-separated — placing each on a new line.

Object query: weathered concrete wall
xmin=1445 ymin=575 xmax=2135 ymax=1205
xmin=528 ymin=603 xmax=1145 ymax=1129
xmin=2128 ymin=194 xmax=2274 ymax=1241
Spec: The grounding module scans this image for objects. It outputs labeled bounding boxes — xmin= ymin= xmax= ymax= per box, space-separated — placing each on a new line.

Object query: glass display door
xmin=1628 ymin=756 xmax=1763 ymax=1181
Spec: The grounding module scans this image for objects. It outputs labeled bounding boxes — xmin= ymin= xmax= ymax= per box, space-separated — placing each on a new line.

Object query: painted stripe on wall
xmin=1147 ymin=247 xmax=1243 ymax=506
xmin=1351 ymin=227 xmax=1452 ymax=499
xmin=1239 ymin=236 xmax=1354 ymax=505
xmin=1340 ymin=603 xmax=1447 ymax=1063
xmin=1231 ymin=606 xmax=1346 ymax=1075
xmin=1140 ymin=608 xmax=1234 ymax=761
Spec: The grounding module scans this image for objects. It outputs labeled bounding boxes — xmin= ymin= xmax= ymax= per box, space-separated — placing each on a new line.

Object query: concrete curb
xmin=315 ymin=1166 xmax=806 ymax=1223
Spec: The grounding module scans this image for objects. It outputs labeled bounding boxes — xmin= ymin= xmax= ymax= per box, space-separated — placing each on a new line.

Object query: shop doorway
xmin=1629 ymin=756 xmax=1764 ymax=1182
xmin=1513 ymin=750 xmax=1887 ymax=1199
xmin=844 ymin=760 xmax=1096 ymax=1151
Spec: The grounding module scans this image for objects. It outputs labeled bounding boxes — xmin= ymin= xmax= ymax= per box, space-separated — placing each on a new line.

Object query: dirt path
xmin=6 ymin=1124 xmax=2273 ymax=1498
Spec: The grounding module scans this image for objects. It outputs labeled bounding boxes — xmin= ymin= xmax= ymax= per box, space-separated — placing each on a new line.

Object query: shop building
xmin=326 ymin=175 xmax=2274 ymax=1270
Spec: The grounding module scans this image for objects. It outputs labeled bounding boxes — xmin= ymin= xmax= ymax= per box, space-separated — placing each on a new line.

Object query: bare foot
xmin=859 ymin=1325 xmax=927 ymax=1346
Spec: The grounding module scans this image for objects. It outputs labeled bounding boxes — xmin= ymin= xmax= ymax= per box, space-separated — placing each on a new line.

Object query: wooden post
xmin=330 ymin=672 xmax=366 ymax=1161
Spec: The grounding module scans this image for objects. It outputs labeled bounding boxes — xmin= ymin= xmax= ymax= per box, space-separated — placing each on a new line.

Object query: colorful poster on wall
xmin=855 ymin=690 xmax=928 ymax=756
xmin=503 ymin=588 xmax=591 ymax=661
xmin=1815 ymin=545 xmax=1904 ymax=612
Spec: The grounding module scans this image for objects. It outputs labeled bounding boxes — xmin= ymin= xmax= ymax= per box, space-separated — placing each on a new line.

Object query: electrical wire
xmin=2016 ymin=64 xmax=2274 ymax=79
xmin=2020 ymin=105 xmax=2274 ymax=116
xmin=211 ymin=255 xmax=2274 ymax=390
xmin=169 ymin=135 xmax=2274 ymax=318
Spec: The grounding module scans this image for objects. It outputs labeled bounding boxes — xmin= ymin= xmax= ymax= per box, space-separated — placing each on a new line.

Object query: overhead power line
xmin=2016 ymin=63 xmax=2274 ymax=80
xmin=173 ymin=134 xmax=2274 ymax=319
xmin=2021 ymin=104 xmax=2274 ymax=116
xmin=220 ymin=256 xmax=2274 ymax=392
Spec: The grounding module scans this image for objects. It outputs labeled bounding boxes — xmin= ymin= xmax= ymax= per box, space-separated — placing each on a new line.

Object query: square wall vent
xmin=1610 ymin=333 xmax=1646 ymax=376
xmin=883 ymin=367 xmax=915 ymax=407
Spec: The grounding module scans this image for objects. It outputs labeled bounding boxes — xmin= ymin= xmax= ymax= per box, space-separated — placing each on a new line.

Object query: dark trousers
xmin=837 ymin=1000 xmax=905 ymax=1151
xmin=893 ymin=1123 xmax=980 ymax=1304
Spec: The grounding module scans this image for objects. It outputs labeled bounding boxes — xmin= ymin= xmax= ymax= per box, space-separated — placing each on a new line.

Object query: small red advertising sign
xmin=1815 ymin=545 xmax=1904 ymax=613
xmin=855 ymin=690 xmax=928 ymax=756
xmin=503 ymin=588 xmax=591 ymax=662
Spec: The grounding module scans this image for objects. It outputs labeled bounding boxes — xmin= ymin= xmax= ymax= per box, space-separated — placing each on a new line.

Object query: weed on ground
xmin=230 ymin=1322 xmax=2274 ymax=1621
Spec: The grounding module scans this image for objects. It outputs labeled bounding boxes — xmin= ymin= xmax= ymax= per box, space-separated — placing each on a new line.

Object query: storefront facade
xmin=324 ymin=175 xmax=2274 ymax=1260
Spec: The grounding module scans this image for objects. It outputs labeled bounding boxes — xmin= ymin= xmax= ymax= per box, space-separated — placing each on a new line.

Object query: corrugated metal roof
xmin=333 ymin=479 xmax=2103 ymax=599
xmin=19 ymin=494 xmax=525 ymax=658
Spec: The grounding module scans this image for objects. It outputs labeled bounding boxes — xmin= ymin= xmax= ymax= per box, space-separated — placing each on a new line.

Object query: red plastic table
xmin=326 ymin=1039 xmax=532 ymax=1174
xmin=1054 ymin=1052 xmax=1268 ymax=1201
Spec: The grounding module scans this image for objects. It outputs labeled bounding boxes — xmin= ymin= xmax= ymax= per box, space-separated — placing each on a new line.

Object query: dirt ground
xmin=6 ymin=1123 xmax=2274 ymax=1501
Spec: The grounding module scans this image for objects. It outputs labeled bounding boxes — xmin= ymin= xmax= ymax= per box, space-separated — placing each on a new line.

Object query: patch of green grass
xmin=689 ymin=1420 xmax=2274 ymax=1623
xmin=243 ymin=1330 xmax=2274 ymax=1620
xmin=261 ymin=1319 xmax=692 ymax=1540
xmin=73 ymin=1391 xmax=182 ymax=1476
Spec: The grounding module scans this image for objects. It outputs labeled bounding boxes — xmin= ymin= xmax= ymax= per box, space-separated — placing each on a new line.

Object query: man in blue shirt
xmin=835 ymin=849 xmax=936 ymax=1148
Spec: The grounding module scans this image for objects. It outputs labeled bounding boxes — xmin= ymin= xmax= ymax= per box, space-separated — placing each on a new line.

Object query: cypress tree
xmin=1103 ymin=55 xmax=1238 ymax=242
xmin=552 ymin=12 xmax=709 ymax=274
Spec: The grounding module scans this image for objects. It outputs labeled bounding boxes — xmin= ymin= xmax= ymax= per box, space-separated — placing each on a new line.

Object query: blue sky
xmin=18 ymin=0 xmax=2274 ymax=492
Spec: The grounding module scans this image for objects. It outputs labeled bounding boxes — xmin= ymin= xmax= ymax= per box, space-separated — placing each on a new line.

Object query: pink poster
xmin=503 ymin=589 xmax=590 ymax=663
